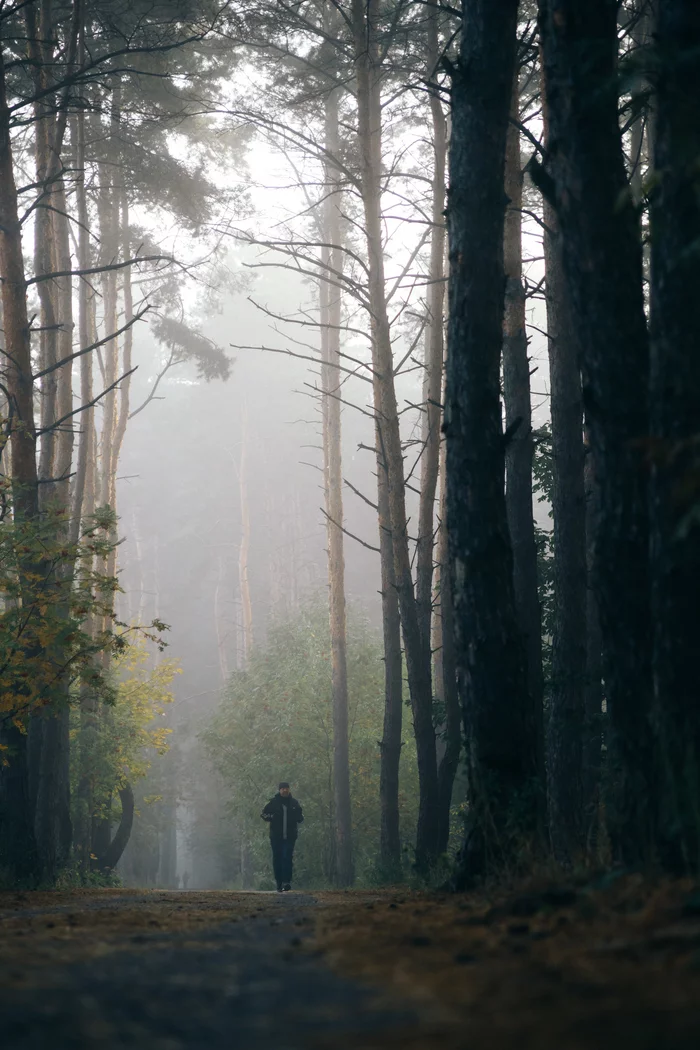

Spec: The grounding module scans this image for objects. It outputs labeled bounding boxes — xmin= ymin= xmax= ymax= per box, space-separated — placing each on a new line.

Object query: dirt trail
xmin=1 ymin=881 xmax=699 ymax=1049
xmin=0 ymin=889 xmax=417 ymax=1050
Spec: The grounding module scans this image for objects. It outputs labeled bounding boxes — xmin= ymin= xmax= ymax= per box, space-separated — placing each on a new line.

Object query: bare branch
xmin=24 ymin=255 xmax=175 ymax=286
xmin=33 ymin=307 xmax=151 ymax=380
xmin=36 ymin=367 xmax=138 ymax=435
xmin=320 ymin=508 xmax=380 ymax=554
xmin=128 ymin=351 xmax=176 ymax=419
xmin=343 ymin=477 xmax=378 ymax=512
xmin=233 ymin=342 xmax=374 ymax=384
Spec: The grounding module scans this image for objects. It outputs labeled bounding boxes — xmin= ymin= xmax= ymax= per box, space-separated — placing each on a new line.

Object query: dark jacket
xmin=261 ymin=793 xmax=304 ymax=843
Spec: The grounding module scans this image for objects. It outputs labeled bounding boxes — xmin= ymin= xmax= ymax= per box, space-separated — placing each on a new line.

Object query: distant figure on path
xmin=261 ymin=782 xmax=304 ymax=892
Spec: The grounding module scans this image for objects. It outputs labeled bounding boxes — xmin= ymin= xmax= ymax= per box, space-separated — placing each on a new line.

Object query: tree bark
xmin=648 ymin=0 xmax=700 ymax=873
xmin=69 ymin=90 xmax=96 ymax=543
xmin=446 ymin=0 xmax=532 ymax=883
xmin=416 ymin=13 xmax=447 ymax=661
xmin=538 ymin=0 xmax=653 ymax=866
xmin=27 ymin=0 xmax=59 ymax=492
xmin=321 ymin=80 xmax=353 ymax=887
xmin=583 ymin=433 xmax=603 ymax=852
xmin=96 ymin=79 xmax=122 ymax=665
xmin=540 ymin=76 xmax=588 ymax=862
xmin=503 ymin=76 xmax=546 ymax=835
xmin=628 ymin=0 xmax=653 ymax=203
xmin=351 ymin=0 xmax=438 ymax=872
xmin=0 ymin=43 xmax=40 ymax=881
xmin=95 ymin=783 xmax=134 ymax=873
xmin=71 ymin=77 xmax=100 ymax=872
xmin=434 ymin=465 xmax=461 ymax=856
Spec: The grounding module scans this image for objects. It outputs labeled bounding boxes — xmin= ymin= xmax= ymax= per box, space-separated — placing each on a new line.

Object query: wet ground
xmin=1 ymin=880 xmax=699 ymax=1049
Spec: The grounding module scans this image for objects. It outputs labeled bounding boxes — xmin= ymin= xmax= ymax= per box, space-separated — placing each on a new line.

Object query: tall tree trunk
xmin=214 ymin=554 xmax=230 ymax=682
xmin=583 ymin=434 xmax=603 ymax=853
xmin=238 ymin=406 xmax=253 ymax=668
xmin=416 ymin=13 xmax=447 ymax=666
xmin=33 ymin=179 xmax=75 ymax=886
xmin=502 ymin=77 xmax=546 ymax=836
xmin=111 ymin=192 xmax=133 ymax=473
xmin=540 ymin=72 xmax=588 ymax=862
xmin=96 ymin=79 xmax=122 ymax=666
xmin=537 ymin=0 xmax=653 ymax=866
xmin=0 ymin=44 xmax=40 ymax=880
xmin=648 ymin=0 xmax=700 ymax=874
xmin=446 ymin=0 xmax=532 ymax=883
xmin=543 ymin=192 xmax=588 ymax=861
xmin=72 ymin=82 xmax=100 ymax=872
xmin=70 ymin=96 xmax=95 ymax=543
xmin=321 ymin=79 xmax=353 ymax=887
xmin=421 ymin=12 xmax=461 ymax=858
xmin=628 ymin=0 xmax=653 ymax=203
xmin=434 ymin=464 xmax=461 ymax=856
xmin=378 ymin=465 xmax=404 ymax=878
xmin=27 ymin=0 xmax=79 ymax=881
xmin=352 ymin=0 xmax=438 ymax=872
xmin=27 ymin=0 xmax=59 ymax=492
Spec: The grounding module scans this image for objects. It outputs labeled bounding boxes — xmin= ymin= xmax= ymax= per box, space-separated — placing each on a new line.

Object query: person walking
xmin=261 ymin=782 xmax=304 ymax=892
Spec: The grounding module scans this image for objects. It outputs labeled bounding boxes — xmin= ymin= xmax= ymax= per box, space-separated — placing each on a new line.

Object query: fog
xmin=1 ymin=2 xmax=558 ymax=892
xmin=112 ymin=214 xmax=549 ymax=888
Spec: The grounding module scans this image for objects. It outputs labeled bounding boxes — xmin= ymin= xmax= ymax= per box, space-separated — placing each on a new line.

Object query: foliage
xmin=0 ymin=496 xmax=169 ymax=743
xmin=533 ymin=422 xmax=554 ymax=507
xmin=203 ymin=597 xmax=419 ymax=889
xmin=151 ymin=317 xmax=232 ymax=382
xmin=70 ymin=645 xmax=179 ymax=826
xmin=0 ymin=503 xmax=113 ymax=734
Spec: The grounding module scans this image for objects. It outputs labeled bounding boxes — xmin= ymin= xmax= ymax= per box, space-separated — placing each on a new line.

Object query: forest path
xmin=2 ymin=881 xmax=700 ymax=1050
xmin=0 ymin=889 xmax=418 ymax=1050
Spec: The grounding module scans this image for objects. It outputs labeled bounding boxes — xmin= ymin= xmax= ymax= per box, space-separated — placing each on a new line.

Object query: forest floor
xmin=0 ymin=876 xmax=699 ymax=1049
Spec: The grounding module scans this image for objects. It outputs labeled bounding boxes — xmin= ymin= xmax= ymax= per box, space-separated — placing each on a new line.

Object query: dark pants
xmin=271 ymin=838 xmax=295 ymax=887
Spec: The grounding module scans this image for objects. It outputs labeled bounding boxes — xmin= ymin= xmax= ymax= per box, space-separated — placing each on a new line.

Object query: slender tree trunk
xmin=33 ymin=181 xmax=75 ymax=885
xmin=416 ymin=14 xmax=447 ymax=662
xmin=540 ymin=69 xmax=588 ymax=861
xmin=420 ymin=13 xmax=462 ymax=858
xmin=538 ymin=0 xmax=653 ymax=866
xmin=628 ymin=0 xmax=652 ymax=203
xmin=95 ymin=80 xmax=122 ymax=667
xmin=28 ymin=0 xmax=81 ymax=882
xmin=321 ymin=80 xmax=353 ymax=887
xmin=503 ymin=77 xmax=546 ymax=835
xmin=543 ymin=190 xmax=587 ymax=861
xmin=214 ymin=554 xmax=230 ymax=682
xmin=378 ymin=463 xmax=404 ymax=877
xmin=72 ymin=84 xmax=100 ymax=872
xmin=111 ymin=192 xmax=133 ymax=472
xmin=352 ymin=0 xmax=438 ymax=871
xmin=0 ymin=44 xmax=39 ymax=880
xmin=446 ymin=0 xmax=532 ymax=883
xmin=27 ymin=1 xmax=59 ymax=492
xmin=238 ymin=406 xmax=253 ymax=667
xmin=434 ymin=462 xmax=460 ymax=856
xmin=583 ymin=434 xmax=603 ymax=853
xmin=69 ymin=96 xmax=95 ymax=543
xmin=649 ymin=0 xmax=700 ymax=874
